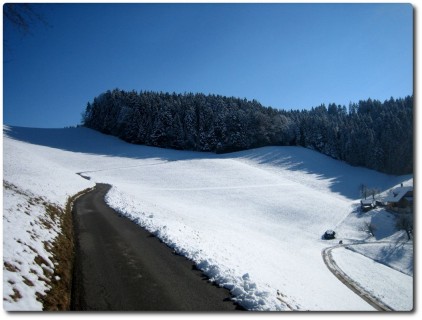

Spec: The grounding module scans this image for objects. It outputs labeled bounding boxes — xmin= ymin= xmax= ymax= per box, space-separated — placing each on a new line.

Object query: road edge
xmin=41 ymin=186 xmax=95 ymax=311
xmin=322 ymin=244 xmax=393 ymax=311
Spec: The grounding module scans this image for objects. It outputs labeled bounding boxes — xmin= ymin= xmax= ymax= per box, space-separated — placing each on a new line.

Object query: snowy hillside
xmin=3 ymin=127 xmax=94 ymax=310
xmin=3 ymin=125 xmax=413 ymax=311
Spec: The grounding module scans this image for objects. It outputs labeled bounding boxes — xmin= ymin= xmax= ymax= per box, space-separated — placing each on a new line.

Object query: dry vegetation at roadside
xmin=40 ymin=187 xmax=93 ymax=310
xmin=3 ymin=181 xmax=93 ymax=310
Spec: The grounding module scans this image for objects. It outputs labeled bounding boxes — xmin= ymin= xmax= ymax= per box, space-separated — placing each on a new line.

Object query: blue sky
xmin=3 ymin=3 xmax=413 ymax=128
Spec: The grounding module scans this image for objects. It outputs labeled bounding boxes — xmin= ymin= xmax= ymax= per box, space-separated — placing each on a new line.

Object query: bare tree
xmin=359 ymin=184 xmax=381 ymax=200
xmin=396 ymin=214 xmax=413 ymax=240
xmin=359 ymin=184 xmax=368 ymax=199
xmin=368 ymin=187 xmax=381 ymax=200
xmin=3 ymin=3 xmax=48 ymax=35
xmin=358 ymin=221 xmax=377 ymax=237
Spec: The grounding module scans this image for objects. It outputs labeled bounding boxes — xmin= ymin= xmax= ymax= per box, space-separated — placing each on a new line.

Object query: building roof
xmin=383 ymin=186 xmax=413 ymax=203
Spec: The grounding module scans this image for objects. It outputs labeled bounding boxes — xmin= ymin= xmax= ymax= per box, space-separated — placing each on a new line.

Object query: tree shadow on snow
xmin=3 ymin=125 xmax=217 ymax=162
xmin=231 ymin=147 xmax=411 ymax=200
xmin=4 ymin=126 xmax=411 ymax=200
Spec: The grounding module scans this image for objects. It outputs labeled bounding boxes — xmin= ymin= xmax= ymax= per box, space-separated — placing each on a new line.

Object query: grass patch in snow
xmin=3 ymin=181 xmax=93 ymax=311
xmin=10 ymin=289 xmax=23 ymax=302
xmin=4 ymin=261 xmax=20 ymax=273
xmin=40 ymin=187 xmax=93 ymax=311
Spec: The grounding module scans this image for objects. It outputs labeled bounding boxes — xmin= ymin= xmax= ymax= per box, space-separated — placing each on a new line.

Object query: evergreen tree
xmin=81 ymin=90 xmax=413 ymax=175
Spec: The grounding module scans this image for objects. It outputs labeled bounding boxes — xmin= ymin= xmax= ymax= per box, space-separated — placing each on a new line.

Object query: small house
xmin=383 ymin=186 xmax=413 ymax=213
xmin=360 ymin=199 xmax=376 ymax=212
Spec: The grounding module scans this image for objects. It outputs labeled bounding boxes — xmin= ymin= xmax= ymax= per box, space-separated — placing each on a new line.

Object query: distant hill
xmin=81 ymin=89 xmax=413 ymax=175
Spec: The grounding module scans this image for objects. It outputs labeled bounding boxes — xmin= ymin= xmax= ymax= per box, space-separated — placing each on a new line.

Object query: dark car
xmin=323 ymin=230 xmax=336 ymax=240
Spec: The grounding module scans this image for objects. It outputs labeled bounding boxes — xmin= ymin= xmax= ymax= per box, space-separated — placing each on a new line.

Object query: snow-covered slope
xmin=3 ymin=127 xmax=94 ymax=310
xmin=332 ymin=247 xmax=413 ymax=311
xmin=3 ymin=125 xmax=413 ymax=311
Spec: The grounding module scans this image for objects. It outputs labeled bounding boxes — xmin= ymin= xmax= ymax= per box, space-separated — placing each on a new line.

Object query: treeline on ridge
xmin=81 ymin=89 xmax=413 ymax=175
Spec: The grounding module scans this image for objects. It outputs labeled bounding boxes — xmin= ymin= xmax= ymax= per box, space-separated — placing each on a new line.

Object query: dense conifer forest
xmin=81 ymin=89 xmax=413 ymax=175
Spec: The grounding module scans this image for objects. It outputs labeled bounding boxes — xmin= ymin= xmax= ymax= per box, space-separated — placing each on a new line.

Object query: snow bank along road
xmin=71 ymin=183 xmax=242 ymax=311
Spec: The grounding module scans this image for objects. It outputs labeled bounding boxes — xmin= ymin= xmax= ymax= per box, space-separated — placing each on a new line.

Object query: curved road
xmin=322 ymin=244 xmax=394 ymax=311
xmin=71 ymin=183 xmax=243 ymax=311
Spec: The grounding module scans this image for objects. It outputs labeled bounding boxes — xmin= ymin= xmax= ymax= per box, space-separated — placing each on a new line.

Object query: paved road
xmin=322 ymin=244 xmax=393 ymax=311
xmin=71 ymin=183 xmax=242 ymax=311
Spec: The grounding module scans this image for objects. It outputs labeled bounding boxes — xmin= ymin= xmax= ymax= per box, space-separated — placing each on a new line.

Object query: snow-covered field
xmin=332 ymin=247 xmax=413 ymax=311
xmin=2 ymin=125 xmax=413 ymax=311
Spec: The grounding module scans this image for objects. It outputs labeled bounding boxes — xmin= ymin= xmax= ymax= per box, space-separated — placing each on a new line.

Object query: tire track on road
xmin=322 ymin=244 xmax=393 ymax=311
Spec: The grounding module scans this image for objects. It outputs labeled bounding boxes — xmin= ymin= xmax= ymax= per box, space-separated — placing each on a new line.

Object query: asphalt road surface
xmin=322 ymin=244 xmax=393 ymax=311
xmin=71 ymin=183 xmax=242 ymax=311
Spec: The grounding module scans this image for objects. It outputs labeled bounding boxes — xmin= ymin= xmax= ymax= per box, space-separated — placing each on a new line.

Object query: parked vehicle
xmin=323 ymin=230 xmax=336 ymax=240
